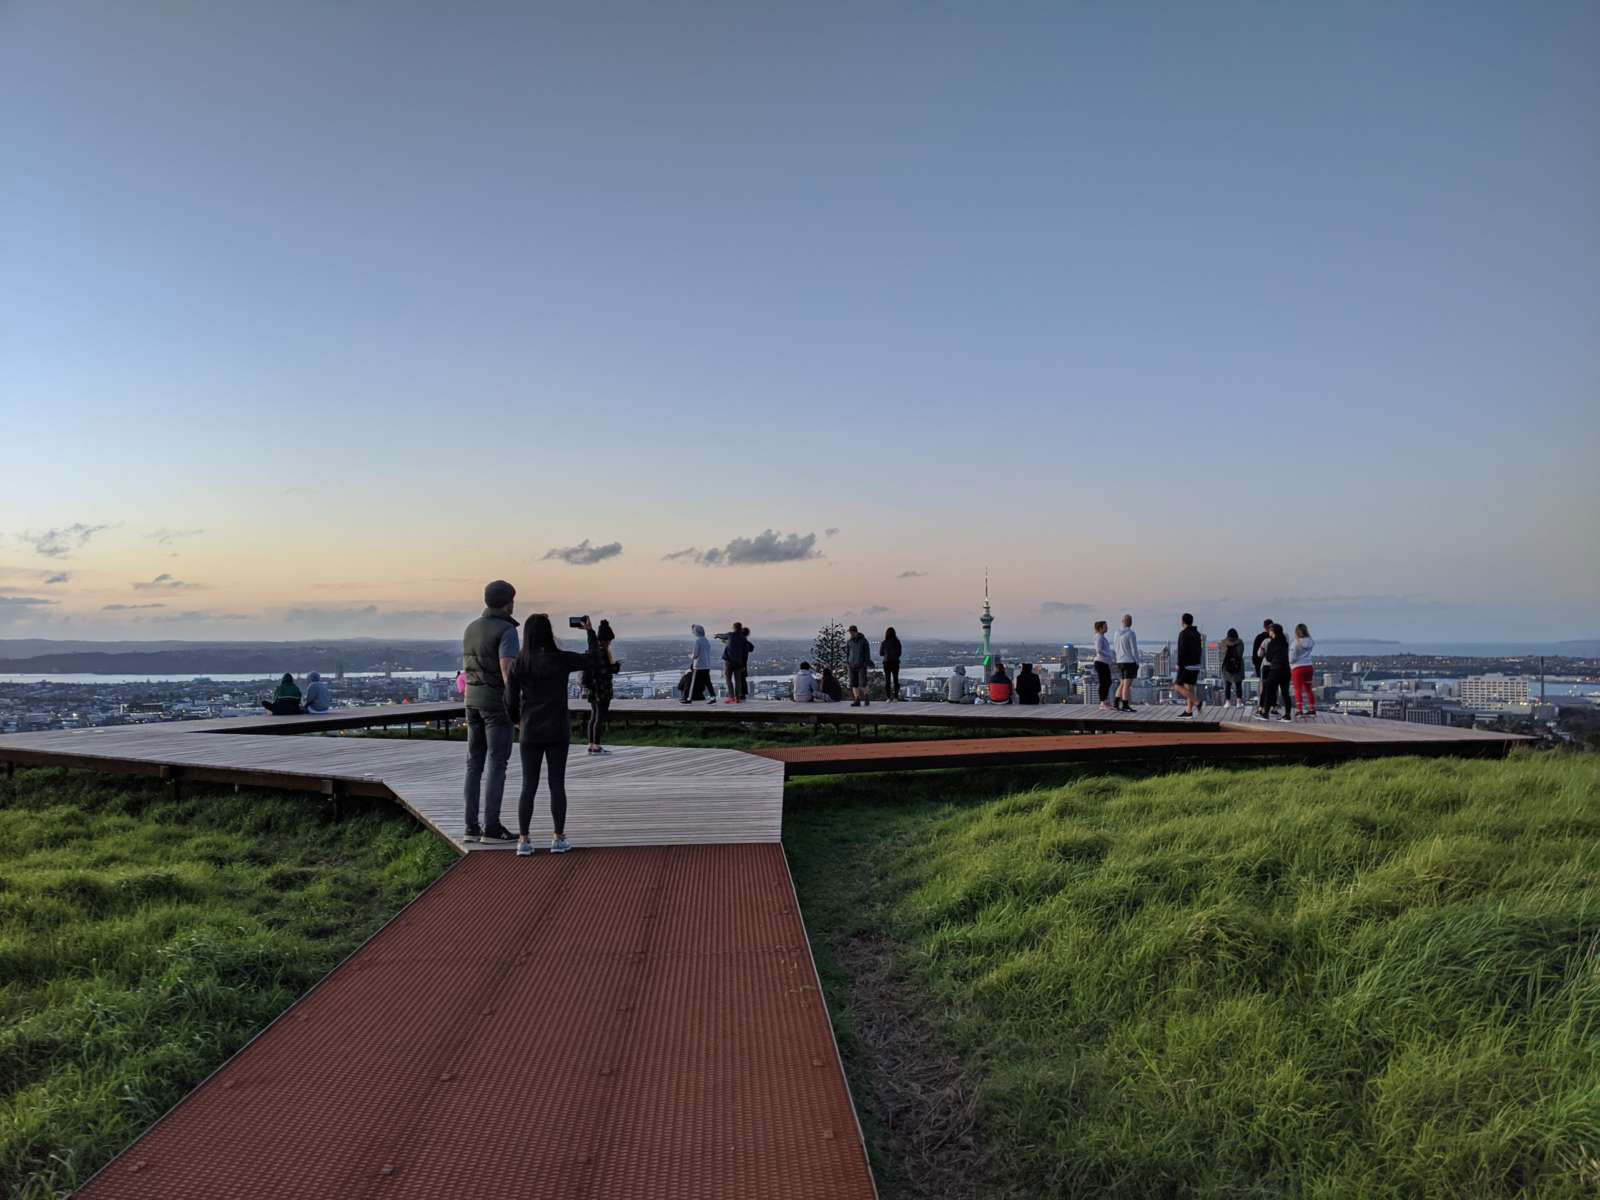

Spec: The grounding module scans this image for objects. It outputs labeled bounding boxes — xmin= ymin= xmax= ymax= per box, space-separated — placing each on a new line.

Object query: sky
xmin=3 ymin=0 xmax=1597 ymax=644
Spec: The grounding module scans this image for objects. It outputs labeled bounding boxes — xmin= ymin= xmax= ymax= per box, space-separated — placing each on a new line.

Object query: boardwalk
xmin=1 ymin=701 xmax=1521 ymax=1197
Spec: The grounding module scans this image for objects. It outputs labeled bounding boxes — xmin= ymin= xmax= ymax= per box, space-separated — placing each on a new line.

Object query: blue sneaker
xmin=516 ymin=839 xmax=534 ymax=857
xmin=550 ymin=835 xmax=572 ymax=854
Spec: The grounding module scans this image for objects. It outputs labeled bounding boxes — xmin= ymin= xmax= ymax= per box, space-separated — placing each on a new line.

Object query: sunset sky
xmin=3 ymin=1 xmax=1597 ymax=642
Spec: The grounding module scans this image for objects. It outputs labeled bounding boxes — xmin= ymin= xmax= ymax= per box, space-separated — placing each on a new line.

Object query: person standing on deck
xmin=1092 ymin=620 xmax=1115 ymax=710
xmin=1219 ymin=629 xmax=1247 ymax=706
xmin=846 ymin=625 xmax=873 ymax=707
xmin=1175 ymin=613 xmax=1204 ymax=718
xmin=1113 ymin=614 xmax=1141 ymax=712
xmin=879 ymin=627 xmax=903 ymax=701
xmin=715 ymin=622 xmax=753 ymax=704
xmin=461 ymin=580 xmax=520 ymax=844
xmin=1252 ymin=619 xmax=1275 ymax=715
xmin=1290 ymin=623 xmax=1317 ymax=718
xmin=1257 ymin=623 xmax=1294 ymax=723
xmin=684 ymin=624 xmax=718 ymax=704
xmin=583 ymin=619 xmax=619 ymax=754
xmin=506 ymin=614 xmax=605 ymax=856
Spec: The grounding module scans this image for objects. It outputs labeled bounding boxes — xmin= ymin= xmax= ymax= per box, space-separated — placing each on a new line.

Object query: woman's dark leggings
xmin=690 ymin=669 xmax=715 ymax=700
xmin=587 ymin=698 xmax=609 ymax=745
xmin=1223 ymin=673 xmax=1245 ymax=702
xmin=883 ymin=662 xmax=900 ymax=698
xmin=1094 ymin=662 xmax=1112 ymax=703
xmin=518 ymin=740 xmax=570 ymax=837
xmin=1260 ymin=669 xmax=1291 ymax=714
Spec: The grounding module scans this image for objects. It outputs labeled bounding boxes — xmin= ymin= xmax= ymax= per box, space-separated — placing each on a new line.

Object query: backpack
xmin=1222 ymin=642 xmax=1243 ymax=673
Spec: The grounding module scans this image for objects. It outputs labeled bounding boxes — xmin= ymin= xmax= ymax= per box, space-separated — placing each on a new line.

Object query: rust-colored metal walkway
xmin=74 ymin=845 xmax=874 ymax=1200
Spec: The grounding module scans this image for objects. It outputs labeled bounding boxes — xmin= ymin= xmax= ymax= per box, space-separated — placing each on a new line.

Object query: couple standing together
xmin=460 ymin=579 xmax=616 ymax=857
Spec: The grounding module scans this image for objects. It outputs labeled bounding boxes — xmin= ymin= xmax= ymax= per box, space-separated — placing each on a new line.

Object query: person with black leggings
xmin=1256 ymin=623 xmax=1293 ymax=723
xmin=879 ymin=626 xmax=903 ymax=700
xmin=1092 ymin=620 xmax=1114 ymax=709
xmin=505 ymin=614 xmax=604 ymax=856
xmin=584 ymin=619 xmax=619 ymax=755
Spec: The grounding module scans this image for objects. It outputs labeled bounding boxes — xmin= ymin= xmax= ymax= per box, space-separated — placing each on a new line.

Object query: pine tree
xmin=811 ymin=620 xmax=848 ymax=678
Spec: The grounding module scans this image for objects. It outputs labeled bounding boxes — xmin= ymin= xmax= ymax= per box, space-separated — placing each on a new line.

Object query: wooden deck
xmin=0 ymin=723 xmax=785 ymax=852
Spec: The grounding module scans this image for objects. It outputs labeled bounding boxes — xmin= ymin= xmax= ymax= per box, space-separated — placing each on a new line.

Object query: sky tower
xmin=979 ymin=572 xmax=994 ymax=667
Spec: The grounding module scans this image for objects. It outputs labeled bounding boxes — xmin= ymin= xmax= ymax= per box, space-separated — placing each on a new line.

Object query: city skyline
xmin=4 ymin=1 xmax=1598 ymax=642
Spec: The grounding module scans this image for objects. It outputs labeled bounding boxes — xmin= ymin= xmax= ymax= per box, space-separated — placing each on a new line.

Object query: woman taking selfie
xmin=506 ymin=614 xmax=604 ymax=856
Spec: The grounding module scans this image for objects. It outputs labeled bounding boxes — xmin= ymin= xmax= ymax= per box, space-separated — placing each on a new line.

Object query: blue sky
xmin=2 ymin=0 xmax=1597 ymax=641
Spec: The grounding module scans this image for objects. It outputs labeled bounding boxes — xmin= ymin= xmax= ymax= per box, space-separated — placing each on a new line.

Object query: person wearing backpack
xmin=1218 ymin=628 xmax=1247 ymax=706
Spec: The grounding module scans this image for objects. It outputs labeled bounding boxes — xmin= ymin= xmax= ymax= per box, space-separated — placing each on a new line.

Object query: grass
xmin=784 ymin=751 xmax=1600 ymax=1199
xmin=0 ymin=768 xmax=457 ymax=1199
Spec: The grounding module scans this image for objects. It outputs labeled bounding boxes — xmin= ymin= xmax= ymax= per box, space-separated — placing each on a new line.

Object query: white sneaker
xmin=550 ymin=835 xmax=572 ymax=854
xmin=516 ymin=839 xmax=534 ymax=857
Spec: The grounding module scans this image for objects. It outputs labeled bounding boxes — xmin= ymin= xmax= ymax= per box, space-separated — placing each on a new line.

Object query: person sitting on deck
xmin=262 ymin=672 xmax=303 ymax=715
xmin=1015 ymin=663 xmax=1041 ymax=705
xmin=946 ymin=663 xmax=967 ymax=702
xmin=303 ymin=671 xmax=332 ymax=714
xmin=819 ymin=666 xmax=844 ymax=702
xmin=987 ymin=659 xmax=1013 ymax=704
xmin=792 ymin=661 xmax=818 ymax=702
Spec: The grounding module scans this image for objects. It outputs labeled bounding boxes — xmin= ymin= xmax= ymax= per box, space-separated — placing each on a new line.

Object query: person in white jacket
xmin=1289 ymin=624 xmax=1317 ymax=718
xmin=1092 ymin=620 xmax=1115 ymax=710
xmin=682 ymin=624 xmax=718 ymax=704
xmin=792 ymin=662 xmax=817 ymax=702
xmin=1113 ymin=615 xmax=1140 ymax=712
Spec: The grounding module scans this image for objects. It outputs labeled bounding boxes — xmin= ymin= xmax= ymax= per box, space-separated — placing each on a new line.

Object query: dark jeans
xmin=588 ymin=697 xmax=610 ymax=745
xmin=690 ymin=668 xmax=716 ymax=700
xmin=518 ymin=740 xmax=570 ymax=838
xmin=883 ymin=662 xmax=900 ymax=698
xmin=724 ymin=664 xmax=748 ymax=699
xmin=1094 ymin=662 xmax=1111 ymax=702
xmin=464 ymin=704 xmax=512 ymax=830
xmin=1222 ymin=671 xmax=1246 ymax=702
xmin=1259 ymin=668 xmax=1291 ymax=714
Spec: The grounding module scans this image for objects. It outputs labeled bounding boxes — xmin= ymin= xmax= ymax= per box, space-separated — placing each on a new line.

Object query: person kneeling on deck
xmin=1015 ymin=663 xmax=1041 ymax=705
xmin=303 ymin=671 xmax=332 ymax=714
xmin=506 ymin=614 xmax=604 ymax=857
xmin=792 ymin=661 xmax=818 ymax=702
xmin=262 ymin=672 xmax=303 ymax=715
xmin=462 ymin=580 xmax=520 ymax=844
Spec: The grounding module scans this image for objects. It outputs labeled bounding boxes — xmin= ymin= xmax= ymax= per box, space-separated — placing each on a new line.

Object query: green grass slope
xmin=0 ymin=769 xmax=457 ymax=1199
xmin=786 ymin=752 xmax=1600 ymax=1199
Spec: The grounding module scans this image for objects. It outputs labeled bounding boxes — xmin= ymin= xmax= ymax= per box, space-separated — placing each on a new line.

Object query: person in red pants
xmin=1289 ymin=622 xmax=1317 ymax=717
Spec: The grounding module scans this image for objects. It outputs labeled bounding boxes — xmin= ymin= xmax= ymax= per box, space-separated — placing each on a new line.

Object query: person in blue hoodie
xmin=303 ymin=671 xmax=332 ymax=714
xmin=683 ymin=624 xmax=718 ymax=704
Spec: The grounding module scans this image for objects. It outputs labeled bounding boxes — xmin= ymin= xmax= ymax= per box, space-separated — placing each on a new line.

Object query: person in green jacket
xmin=262 ymin=673 xmax=303 ymax=715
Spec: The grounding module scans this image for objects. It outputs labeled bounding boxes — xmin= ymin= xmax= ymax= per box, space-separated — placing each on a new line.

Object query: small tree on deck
xmin=811 ymin=620 xmax=848 ymax=679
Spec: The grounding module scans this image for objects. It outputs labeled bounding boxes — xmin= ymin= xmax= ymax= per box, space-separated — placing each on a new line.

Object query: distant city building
xmin=979 ymin=578 xmax=994 ymax=665
xmin=1154 ymin=644 xmax=1171 ymax=678
xmin=1205 ymin=640 xmax=1220 ymax=676
xmin=1061 ymin=643 xmax=1079 ymax=672
xmin=1459 ymin=674 xmax=1530 ymax=711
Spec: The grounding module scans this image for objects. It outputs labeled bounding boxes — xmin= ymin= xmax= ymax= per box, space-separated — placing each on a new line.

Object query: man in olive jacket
xmin=461 ymin=580 xmax=520 ymax=842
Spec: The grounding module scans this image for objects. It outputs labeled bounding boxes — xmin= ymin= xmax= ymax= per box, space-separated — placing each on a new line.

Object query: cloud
xmin=824 ymin=528 xmax=840 ymax=538
xmin=664 ymin=529 xmax=821 ymax=568
xmin=1041 ymin=600 xmax=1095 ymax=614
xmin=897 ymin=570 xmax=927 ymax=579
xmin=382 ymin=609 xmax=464 ymax=622
xmin=44 ymin=572 xmax=71 ymax=584
xmin=0 ymin=595 xmax=57 ymax=609
xmin=284 ymin=605 xmax=380 ymax=623
xmin=859 ymin=605 xmax=891 ymax=615
xmin=145 ymin=528 xmax=205 ymax=548
xmin=20 ymin=523 xmax=112 ymax=558
xmin=1263 ymin=593 xmax=1448 ymax=614
xmin=542 ymin=539 xmax=623 ymax=567
xmin=132 ymin=573 xmax=207 ymax=591
xmin=310 ymin=581 xmax=370 ymax=590
xmin=103 ymin=602 xmax=168 ymax=611
xmin=151 ymin=610 xmax=251 ymax=623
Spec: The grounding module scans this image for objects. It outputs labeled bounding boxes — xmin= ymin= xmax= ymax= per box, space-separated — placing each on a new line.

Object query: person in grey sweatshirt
xmin=845 ymin=625 xmax=873 ymax=706
xmin=1113 ymin=614 xmax=1140 ymax=712
xmin=683 ymin=624 xmax=718 ymax=704
xmin=792 ymin=662 xmax=817 ymax=702
xmin=303 ymin=671 xmax=332 ymax=714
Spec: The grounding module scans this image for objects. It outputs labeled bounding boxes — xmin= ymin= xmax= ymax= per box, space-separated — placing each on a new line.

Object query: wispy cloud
xmin=20 ymin=523 xmax=112 ymax=558
xmin=145 ymin=528 xmax=205 ymax=548
xmin=824 ymin=527 xmax=840 ymax=538
xmin=0 ymin=595 xmax=57 ymax=609
xmin=1041 ymin=600 xmax=1095 ymax=614
xmin=310 ymin=581 xmax=370 ymax=591
xmin=150 ymin=610 xmax=252 ymax=623
xmin=131 ymin=573 xmax=207 ymax=591
xmin=542 ymin=539 xmax=623 ymax=567
xmin=103 ymin=602 xmax=168 ymax=611
xmin=43 ymin=572 xmax=71 ymax=584
xmin=1263 ymin=593 xmax=1448 ymax=614
xmin=284 ymin=605 xmax=380 ymax=623
xmin=663 ymin=529 xmax=821 ymax=568
xmin=859 ymin=604 xmax=891 ymax=615
xmin=897 ymin=570 xmax=927 ymax=579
